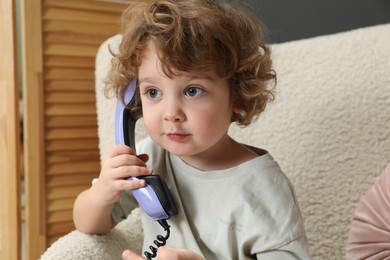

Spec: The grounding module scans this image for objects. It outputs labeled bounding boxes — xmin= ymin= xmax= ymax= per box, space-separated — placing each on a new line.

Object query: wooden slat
xmin=45 ymin=67 xmax=94 ymax=80
xmin=46 ymin=115 xmax=97 ymax=128
xmin=46 ymin=92 xmax=96 ymax=104
xmin=47 ymin=210 xmax=73 ymax=224
xmin=46 ymin=104 xmax=96 ymax=116
xmin=47 ymin=198 xmax=75 ymax=212
xmin=45 ymin=127 xmax=98 ymax=139
xmin=43 ymin=0 xmax=128 ymax=13
xmin=0 ymin=0 xmax=21 ymax=258
xmin=43 ymin=7 xmax=121 ymax=24
xmin=47 ymin=235 xmax=64 ymax=247
xmin=45 ymin=44 xmax=98 ymax=58
xmin=47 ymin=173 xmax=97 ymax=187
xmin=47 ymin=161 xmax=100 ymax=175
xmin=47 ymin=221 xmax=75 ymax=236
xmin=46 ymin=139 xmax=99 ymax=152
xmin=45 ymin=80 xmax=95 ymax=92
xmin=44 ymin=32 xmax=110 ymax=47
xmin=43 ymin=19 xmax=119 ymax=36
xmin=47 ymin=186 xmax=89 ymax=200
xmin=44 ymin=55 xmax=95 ymax=68
xmin=21 ymin=0 xmax=47 ymax=257
xmin=47 ymin=150 xmax=100 ymax=163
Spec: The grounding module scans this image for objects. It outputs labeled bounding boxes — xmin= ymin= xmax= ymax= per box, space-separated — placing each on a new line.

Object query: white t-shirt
xmin=113 ymin=137 xmax=311 ymax=259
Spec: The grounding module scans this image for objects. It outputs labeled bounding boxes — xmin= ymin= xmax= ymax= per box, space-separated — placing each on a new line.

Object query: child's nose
xmin=163 ymin=101 xmax=185 ymax=122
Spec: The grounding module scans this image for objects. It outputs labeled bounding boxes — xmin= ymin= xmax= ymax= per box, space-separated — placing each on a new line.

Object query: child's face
xmin=138 ymin=42 xmax=235 ymax=164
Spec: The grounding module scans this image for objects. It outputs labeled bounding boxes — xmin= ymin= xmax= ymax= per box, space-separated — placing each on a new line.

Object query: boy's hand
xmin=122 ymin=247 xmax=205 ymax=260
xmin=92 ymin=144 xmax=152 ymax=205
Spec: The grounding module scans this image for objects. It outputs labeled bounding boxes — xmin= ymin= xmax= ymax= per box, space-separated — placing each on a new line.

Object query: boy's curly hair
xmin=106 ymin=0 xmax=276 ymax=126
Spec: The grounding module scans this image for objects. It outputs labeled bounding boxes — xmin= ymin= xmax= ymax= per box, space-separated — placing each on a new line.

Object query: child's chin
xmin=164 ymin=146 xmax=193 ymax=157
xmin=155 ymin=139 xmax=196 ymax=157
xmin=166 ymin=148 xmax=189 ymax=157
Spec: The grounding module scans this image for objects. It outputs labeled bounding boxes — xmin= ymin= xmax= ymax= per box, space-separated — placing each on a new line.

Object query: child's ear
xmin=231 ymin=105 xmax=245 ymax=122
xmin=232 ymin=105 xmax=243 ymax=115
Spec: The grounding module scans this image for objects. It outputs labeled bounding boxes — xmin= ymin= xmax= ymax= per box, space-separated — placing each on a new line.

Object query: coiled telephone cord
xmin=144 ymin=219 xmax=171 ymax=260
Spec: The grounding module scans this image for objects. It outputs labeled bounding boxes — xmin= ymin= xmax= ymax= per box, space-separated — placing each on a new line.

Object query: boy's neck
xmin=178 ymin=136 xmax=259 ymax=172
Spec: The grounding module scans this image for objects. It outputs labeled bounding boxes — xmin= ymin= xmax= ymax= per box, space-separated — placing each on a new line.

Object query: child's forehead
xmin=138 ymin=69 xmax=220 ymax=83
xmin=138 ymin=41 xmax=220 ymax=80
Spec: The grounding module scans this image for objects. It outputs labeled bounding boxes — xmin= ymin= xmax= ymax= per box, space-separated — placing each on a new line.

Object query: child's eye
xmin=184 ymin=86 xmax=205 ymax=97
xmin=146 ymin=88 xmax=162 ymax=99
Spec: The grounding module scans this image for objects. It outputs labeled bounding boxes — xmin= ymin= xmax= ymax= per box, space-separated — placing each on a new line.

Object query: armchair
xmin=41 ymin=23 xmax=390 ymax=260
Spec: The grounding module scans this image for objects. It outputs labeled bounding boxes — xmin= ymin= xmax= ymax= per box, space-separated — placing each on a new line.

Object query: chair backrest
xmin=95 ymin=24 xmax=390 ymax=259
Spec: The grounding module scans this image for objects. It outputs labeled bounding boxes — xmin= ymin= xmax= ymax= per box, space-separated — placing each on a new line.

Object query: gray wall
xmin=240 ymin=0 xmax=390 ymax=43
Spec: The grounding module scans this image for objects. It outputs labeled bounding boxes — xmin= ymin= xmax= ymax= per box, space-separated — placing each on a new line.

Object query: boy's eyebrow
xmin=138 ymin=76 xmax=158 ymax=84
xmin=181 ymin=73 xmax=221 ymax=83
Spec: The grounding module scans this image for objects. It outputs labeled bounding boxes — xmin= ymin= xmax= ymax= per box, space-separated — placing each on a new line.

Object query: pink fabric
xmin=347 ymin=164 xmax=390 ymax=260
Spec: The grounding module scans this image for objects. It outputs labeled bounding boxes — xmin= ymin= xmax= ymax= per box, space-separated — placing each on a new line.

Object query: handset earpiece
xmin=115 ymin=80 xmax=177 ymax=260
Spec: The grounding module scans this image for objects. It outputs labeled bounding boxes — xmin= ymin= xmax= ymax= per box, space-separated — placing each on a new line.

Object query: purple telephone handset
xmin=115 ymin=80 xmax=177 ymax=221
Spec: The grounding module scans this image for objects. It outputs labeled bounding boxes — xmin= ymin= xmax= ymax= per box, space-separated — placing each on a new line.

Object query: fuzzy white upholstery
xmin=41 ymin=208 xmax=143 ymax=259
xmin=41 ymin=23 xmax=390 ymax=260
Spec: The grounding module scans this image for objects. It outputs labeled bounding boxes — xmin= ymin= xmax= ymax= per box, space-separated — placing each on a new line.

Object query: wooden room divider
xmin=0 ymin=0 xmax=21 ymax=259
xmin=21 ymin=0 xmax=127 ymax=259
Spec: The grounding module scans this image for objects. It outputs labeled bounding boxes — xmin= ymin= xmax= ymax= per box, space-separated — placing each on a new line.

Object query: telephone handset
xmin=115 ymin=80 xmax=177 ymax=259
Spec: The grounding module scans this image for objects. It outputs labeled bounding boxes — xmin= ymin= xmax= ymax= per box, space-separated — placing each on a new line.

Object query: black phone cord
xmin=144 ymin=219 xmax=171 ymax=260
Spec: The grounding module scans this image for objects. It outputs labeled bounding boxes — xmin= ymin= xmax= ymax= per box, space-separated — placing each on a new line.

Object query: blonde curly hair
xmin=106 ymin=0 xmax=276 ymax=126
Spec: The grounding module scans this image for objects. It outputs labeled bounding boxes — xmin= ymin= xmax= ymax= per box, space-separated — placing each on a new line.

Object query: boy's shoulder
xmin=245 ymin=144 xmax=268 ymax=157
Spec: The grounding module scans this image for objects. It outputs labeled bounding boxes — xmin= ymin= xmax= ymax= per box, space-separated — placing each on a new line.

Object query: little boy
xmin=73 ymin=0 xmax=311 ymax=259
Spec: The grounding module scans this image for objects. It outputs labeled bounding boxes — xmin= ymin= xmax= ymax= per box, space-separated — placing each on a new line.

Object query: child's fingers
xmin=107 ymin=144 xmax=135 ymax=158
xmin=113 ymin=165 xmax=152 ymax=179
xmin=115 ymin=178 xmax=146 ymax=191
xmin=109 ymin=153 xmax=148 ymax=168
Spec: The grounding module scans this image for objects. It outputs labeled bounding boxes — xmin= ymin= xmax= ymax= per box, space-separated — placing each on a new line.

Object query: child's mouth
xmin=166 ymin=133 xmax=190 ymax=141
